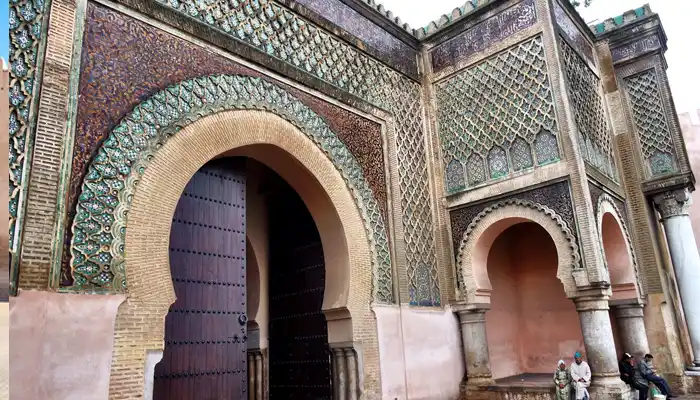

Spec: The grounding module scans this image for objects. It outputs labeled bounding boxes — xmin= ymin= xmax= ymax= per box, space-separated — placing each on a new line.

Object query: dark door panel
xmin=154 ymin=159 xmax=247 ymax=400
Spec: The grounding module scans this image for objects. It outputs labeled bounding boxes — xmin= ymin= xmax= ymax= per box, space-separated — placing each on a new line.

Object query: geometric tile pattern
xmin=560 ymin=38 xmax=618 ymax=181
xmin=70 ymin=75 xmax=394 ymax=302
xmin=623 ymin=69 xmax=678 ymax=176
xmin=436 ymin=36 xmax=560 ymax=195
xmin=387 ymin=81 xmax=440 ymax=306
xmin=8 ymin=0 xmax=48 ymax=253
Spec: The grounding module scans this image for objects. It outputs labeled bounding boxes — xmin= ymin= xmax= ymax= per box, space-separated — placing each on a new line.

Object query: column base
xmin=459 ymin=377 xmax=633 ymax=400
xmin=684 ymin=370 xmax=700 ymax=394
xmin=589 ymin=376 xmax=633 ymax=400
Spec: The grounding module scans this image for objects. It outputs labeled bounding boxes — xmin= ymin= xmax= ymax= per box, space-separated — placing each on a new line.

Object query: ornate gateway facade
xmin=7 ymin=0 xmax=700 ymax=398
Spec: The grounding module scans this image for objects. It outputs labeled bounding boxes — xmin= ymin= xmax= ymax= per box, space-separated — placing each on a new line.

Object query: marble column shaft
xmin=614 ymin=304 xmax=650 ymax=358
xmin=575 ymin=298 xmax=621 ymax=380
xmin=654 ymin=188 xmax=700 ymax=369
xmin=456 ymin=309 xmax=492 ymax=382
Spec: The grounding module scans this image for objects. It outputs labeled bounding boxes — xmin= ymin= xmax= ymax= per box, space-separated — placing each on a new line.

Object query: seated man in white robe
xmin=570 ymin=352 xmax=591 ymax=400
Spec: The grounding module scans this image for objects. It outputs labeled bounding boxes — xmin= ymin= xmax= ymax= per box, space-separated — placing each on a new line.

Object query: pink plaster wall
xmin=10 ymin=290 xmax=125 ymax=400
xmin=679 ymin=111 xmax=700 ymax=249
xmin=374 ymin=305 xmax=464 ymax=400
xmin=486 ymin=223 xmax=585 ymax=379
xmin=601 ymin=213 xmax=637 ymax=302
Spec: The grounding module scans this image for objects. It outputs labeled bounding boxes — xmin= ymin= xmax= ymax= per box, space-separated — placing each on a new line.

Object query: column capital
xmin=453 ymin=303 xmax=489 ymax=324
xmin=653 ymin=188 xmax=692 ymax=219
xmin=574 ymin=296 xmax=610 ymax=312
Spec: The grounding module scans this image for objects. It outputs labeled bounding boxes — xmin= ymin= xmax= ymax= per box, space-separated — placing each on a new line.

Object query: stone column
xmin=247 ymin=350 xmax=264 ymax=400
xmin=654 ymin=188 xmax=700 ymax=370
xmin=613 ymin=303 xmax=650 ymax=358
xmin=330 ymin=345 xmax=360 ymax=400
xmin=575 ymin=297 xmax=623 ymax=383
xmin=455 ymin=307 xmax=493 ymax=385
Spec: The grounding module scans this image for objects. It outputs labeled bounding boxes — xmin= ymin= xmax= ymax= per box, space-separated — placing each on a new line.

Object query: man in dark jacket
xmin=619 ymin=353 xmax=649 ymax=400
xmin=640 ymin=353 xmax=676 ymax=398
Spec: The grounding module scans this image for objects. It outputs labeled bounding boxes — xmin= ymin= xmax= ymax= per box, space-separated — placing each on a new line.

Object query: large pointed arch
xmin=69 ymin=74 xmax=392 ymax=303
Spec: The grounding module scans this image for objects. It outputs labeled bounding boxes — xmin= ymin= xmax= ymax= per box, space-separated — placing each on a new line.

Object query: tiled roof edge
xmin=589 ymin=3 xmax=653 ymax=35
xmin=358 ymin=0 xmax=416 ymax=34
xmin=414 ymin=0 xmax=494 ymax=39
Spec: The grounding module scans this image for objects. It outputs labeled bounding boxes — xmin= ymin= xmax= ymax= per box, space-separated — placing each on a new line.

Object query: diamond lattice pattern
xmin=560 ymin=39 xmax=617 ymax=181
xmin=624 ymin=69 xmax=678 ymax=176
xmin=436 ymin=36 xmax=560 ymax=194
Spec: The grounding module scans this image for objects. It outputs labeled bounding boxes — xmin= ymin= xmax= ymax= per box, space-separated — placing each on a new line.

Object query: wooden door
xmin=268 ymin=179 xmax=332 ymax=399
xmin=154 ymin=159 xmax=247 ymax=400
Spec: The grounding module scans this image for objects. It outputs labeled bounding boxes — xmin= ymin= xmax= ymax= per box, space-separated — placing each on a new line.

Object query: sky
xmin=379 ymin=0 xmax=700 ymax=115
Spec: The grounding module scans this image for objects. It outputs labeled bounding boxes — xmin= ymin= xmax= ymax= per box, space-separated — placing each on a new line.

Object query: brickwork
xmin=18 ymin=0 xmax=78 ymax=289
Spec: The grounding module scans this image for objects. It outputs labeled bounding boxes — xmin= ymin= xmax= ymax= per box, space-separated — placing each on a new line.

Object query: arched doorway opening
xmin=599 ymin=206 xmax=643 ymax=359
xmin=153 ymin=156 xmax=333 ymax=399
xmin=485 ymin=222 xmax=584 ymax=380
xmin=601 ymin=212 xmax=636 ymax=301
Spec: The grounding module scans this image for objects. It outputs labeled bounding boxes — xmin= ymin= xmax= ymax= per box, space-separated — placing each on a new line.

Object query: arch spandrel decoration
xmin=596 ymin=193 xmax=643 ymax=298
xmin=69 ymin=74 xmax=393 ymax=303
xmin=455 ymin=199 xmax=582 ymax=302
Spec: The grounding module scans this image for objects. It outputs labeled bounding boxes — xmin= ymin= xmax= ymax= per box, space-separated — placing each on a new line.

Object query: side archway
xmin=455 ymin=199 xmax=582 ymax=304
xmin=597 ymin=194 xmax=642 ymax=301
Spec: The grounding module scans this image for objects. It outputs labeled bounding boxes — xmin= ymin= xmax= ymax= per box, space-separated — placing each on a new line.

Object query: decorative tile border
xmin=553 ymin=0 xmax=594 ymax=68
xmin=69 ymin=74 xmax=395 ymax=302
xmin=429 ymin=0 xmax=537 ymax=73
xmin=8 ymin=0 xmax=52 ymax=294
xmin=294 ymin=0 xmax=418 ymax=77
xmin=611 ymin=35 xmax=661 ymax=63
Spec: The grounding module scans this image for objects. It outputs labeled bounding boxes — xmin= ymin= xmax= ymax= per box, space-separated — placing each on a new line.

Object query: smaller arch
xmin=597 ymin=194 xmax=641 ymax=300
xmin=456 ymin=199 xmax=581 ymax=303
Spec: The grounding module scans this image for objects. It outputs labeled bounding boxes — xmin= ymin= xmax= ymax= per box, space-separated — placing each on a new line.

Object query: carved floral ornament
xmin=454 ymin=198 xmax=582 ymax=298
xmin=653 ymin=188 xmax=692 ymax=220
xmin=69 ymin=74 xmax=394 ymax=303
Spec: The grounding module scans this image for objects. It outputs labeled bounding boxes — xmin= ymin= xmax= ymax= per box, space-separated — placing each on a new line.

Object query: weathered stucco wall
xmin=10 ymin=291 xmax=124 ymax=399
xmin=374 ymin=305 xmax=464 ymax=400
xmin=486 ymin=223 xmax=585 ymax=379
xmin=679 ymin=110 xmax=700 ymax=249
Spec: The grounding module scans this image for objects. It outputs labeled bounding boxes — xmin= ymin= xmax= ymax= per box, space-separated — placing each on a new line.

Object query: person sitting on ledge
xmin=570 ymin=352 xmax=591 ymax=400
xmin=553 ymin=359 xmax=571 ymax=400
xmin=619 ymin=352 xmax=649 ymax=400
xmin=640 ymin=353 xmax=676 ymax=398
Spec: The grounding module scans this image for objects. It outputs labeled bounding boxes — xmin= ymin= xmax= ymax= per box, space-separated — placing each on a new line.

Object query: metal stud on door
xmin=154 ymin=158 xmax=247 ymax=400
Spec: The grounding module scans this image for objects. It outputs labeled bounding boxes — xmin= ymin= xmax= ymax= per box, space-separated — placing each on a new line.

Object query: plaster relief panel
xmin=560 ymin=39 xmax=618 ymax=182
xmin=429 ymin=0 xmax=538 ymax=74
xmin=552 ymin=0 xmax=595 ymax=68
xmin=436 ymin=35 xmax=560 ymax=195
xmin=622 ymin=69 xmax=678 ymax=177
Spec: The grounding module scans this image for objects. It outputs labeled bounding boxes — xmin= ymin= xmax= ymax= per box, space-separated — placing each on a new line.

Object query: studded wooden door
xmin=268 ymin=180 xmax=332 ymax=399
xmin=154 ymin=159 xmax=247 ymax=400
